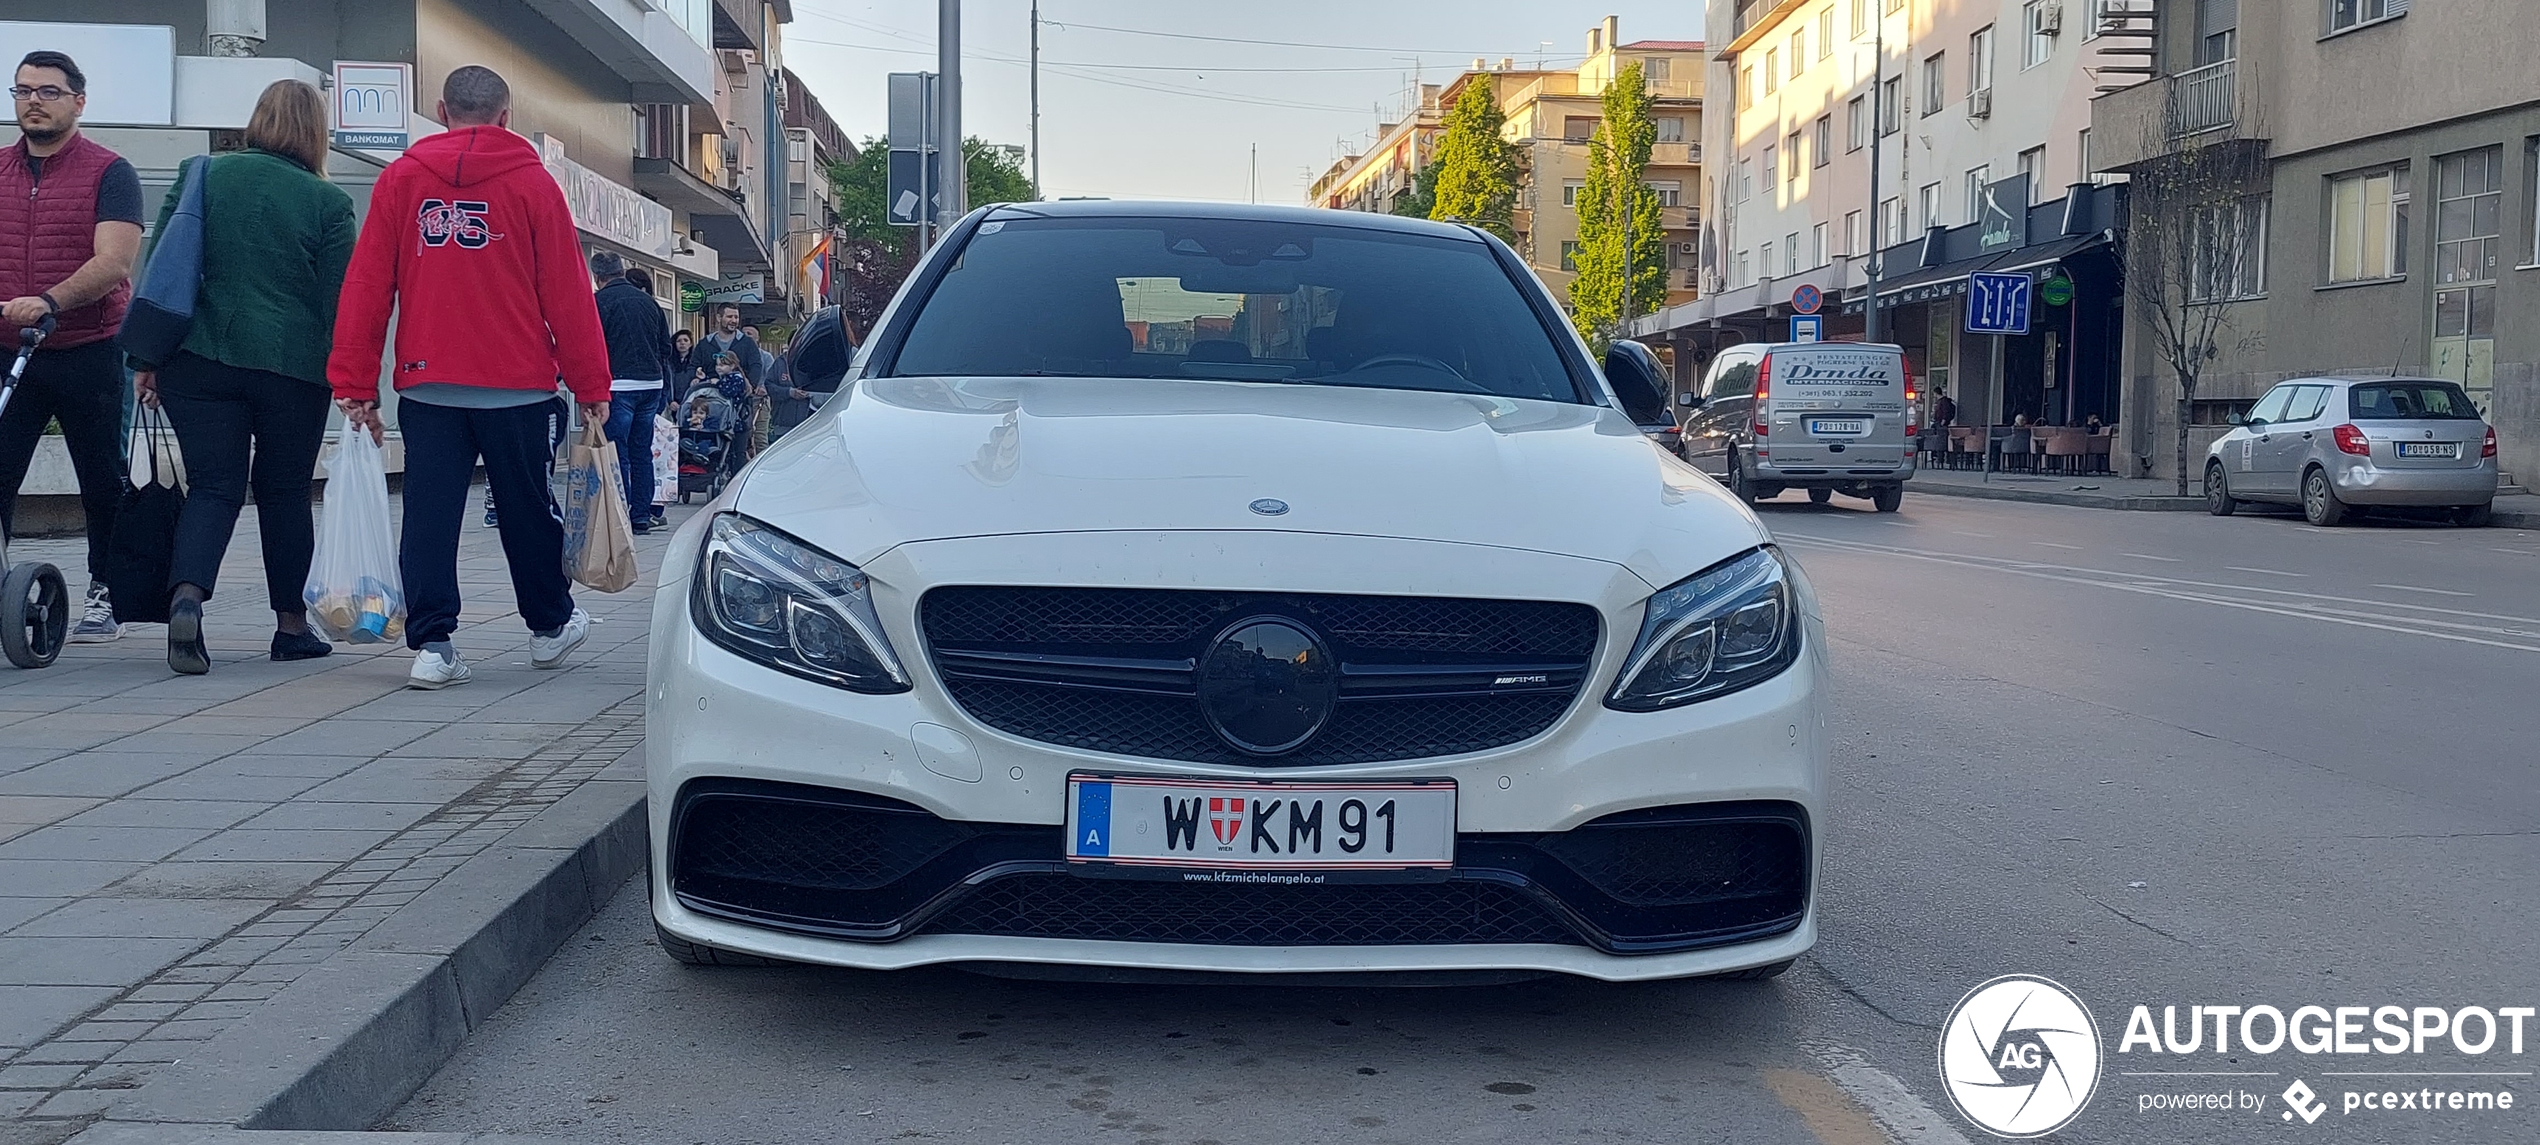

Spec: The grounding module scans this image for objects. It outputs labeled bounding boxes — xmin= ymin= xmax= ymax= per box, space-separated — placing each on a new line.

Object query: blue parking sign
xmin=1965 ymin=271 xmax=2032 ymax=335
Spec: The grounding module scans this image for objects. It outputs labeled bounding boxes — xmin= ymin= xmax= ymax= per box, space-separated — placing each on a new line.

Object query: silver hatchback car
xmin=2205 ymin=376 xmax=2498 ymax=526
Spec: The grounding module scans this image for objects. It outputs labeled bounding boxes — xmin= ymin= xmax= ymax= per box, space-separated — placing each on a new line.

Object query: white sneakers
xmin=407 ymin=646 xmax=474 ymax=690
xmin=528 ymin=608 xmax=591 ymax=670
xmin=406 ymin=609 xmax=589 ymax=689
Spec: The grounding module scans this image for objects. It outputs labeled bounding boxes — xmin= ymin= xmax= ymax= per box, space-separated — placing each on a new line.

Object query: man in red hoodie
xmin=328 ymin=66 xmax=610 ymax=690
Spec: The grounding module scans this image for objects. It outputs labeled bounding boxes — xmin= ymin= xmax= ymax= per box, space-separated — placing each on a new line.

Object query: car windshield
xmin=885 ymin=215 xmax=1587 ymax=403
xmin=2349 ymin=381 xmax=2481 ymax=420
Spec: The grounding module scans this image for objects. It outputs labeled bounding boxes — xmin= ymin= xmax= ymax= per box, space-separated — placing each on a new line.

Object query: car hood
xmin=733 ymin=376 xmax=1766 ymax=590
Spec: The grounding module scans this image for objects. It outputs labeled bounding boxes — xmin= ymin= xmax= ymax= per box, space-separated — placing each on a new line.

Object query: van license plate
xmin=2396 ymin=442 xmax=2458 ymax=458
xmin=1809 ymin=419 xmax=1867 ymax=435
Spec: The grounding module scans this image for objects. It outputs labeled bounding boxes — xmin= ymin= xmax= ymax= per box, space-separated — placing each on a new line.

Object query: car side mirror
xmin=2226 ymin=411 xmax=2248 ymax=426
xmin=1678 ymin=391 xmax=1702 ymax=409
xmin=1603 ymin=340 xmax=1669 ymax=425
xmin=786 ymin=306 xmax=856 ymax=390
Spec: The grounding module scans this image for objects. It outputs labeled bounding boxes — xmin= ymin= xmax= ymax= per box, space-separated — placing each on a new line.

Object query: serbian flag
xmin=797 ymin=235 xmax=832 ymax=303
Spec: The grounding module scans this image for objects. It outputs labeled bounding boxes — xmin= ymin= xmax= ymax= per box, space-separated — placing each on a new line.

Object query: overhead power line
xmin=1042 ymin=19 xmax=1581 ymax=58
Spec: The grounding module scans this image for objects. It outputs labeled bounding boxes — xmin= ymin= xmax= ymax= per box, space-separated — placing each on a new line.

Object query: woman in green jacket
xmin=131 ymin=80 xmax=356 ymax=674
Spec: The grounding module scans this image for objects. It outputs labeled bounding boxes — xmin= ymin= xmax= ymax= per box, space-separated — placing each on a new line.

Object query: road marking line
xmin=2372 ymin=584 xmax=2474 ymax=597
xmin=2492 ymin=548 xmax=2533 ymax=556
xmin=2225 ymin=566 xmax=2309 ymax=577
xmin=1805 ymin=1042 xmax=1977 ymax=1145
xmin=1763 ymin=1068 xmax=1894 ymax=1145
xmin=1950 ymin=531 xmax=1992 ymax=538
xmin=2119 ymin=552 xmax=2183 ymax=562
xmin=2123 ymin=1071 xmax=2282 ymax=1077
xmin=2031 ymin=541 xmax=2083 ymax=550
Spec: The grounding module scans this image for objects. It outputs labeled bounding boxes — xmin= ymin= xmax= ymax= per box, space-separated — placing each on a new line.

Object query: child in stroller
xmin=678 ymin=373 xmax=742 ymax=502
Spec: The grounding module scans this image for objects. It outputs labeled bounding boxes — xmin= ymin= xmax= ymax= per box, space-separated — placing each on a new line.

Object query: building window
xmin=2188 ymin=196 xmax=2269 ymax=302
xmin=1739 ymin=157 xmax=1755 ymax=201
xmin=1886 ymin=0 xmax=1906 ymax=13
xmin=1969 ymin=26 xmax=1996 ymax=93
xmin=2018 ymin=146 xmax=2046 ymax=202
xmin=1965 ymin=166 xmax=1991 ymax=224
xmin=2077 ymin=129 xmax=2094 ymax=181
xmin=1819 ymin=9 xmax=1836 ymax=57
xmin=1790 ymin=32 xmax=1806 ymax=78
xmin=1564 ymin=116 xmax=1598 ymax=142
xmin=1880 ymin=196 xmax=1904 ymax=246
xmin=2434 ymin=147 xmax=2502 ymax=285
xmin=1765 ymin=49 xmax=1780 ymax=94
xmin=1785 ymin=233 xmax=1801 ymax=275
xmin=2530 ymin=139 xmax=2540 ymax=266
xmin=1848 ymin=95 xmax=1868 ymax=152
xmin=1922 ymin=53 xmax=1947 ymax=116
xmin=1787 ymin=132 xmax=1804 ymax=180
xmin=1646 ymin=57 xmax=1672 ymax=83
xmin=2083 ymin=0 xmax=2122 ymax=40
xmin=1737 ymin=248 xmax=1753 ymax=286
xmin=2197 ymin=0 xmax=2238 ymax=65
xmin=1648 ymin=180 xmax=1683 ymax=207
xmin=2328 ymin=0 xmax=2407 ymax=35
xmin=1812 ymin=223 xmax=1830 ymax=268
xmin=2327 ymin=163 xmax=2409 ymax=282
xmin=1656 ymin=116 xmax=1685 ymax=142
xmin=1814 ymin=116 xmax=1833 ymax=166
xmin=1562 ymin=179 xmax=1586 ymax=208
xmin=1845 ymin=210 xmax=1865 ymax=255
xmin=1853 ymin=0 xmax=1871 ymax=38
xmin=2024 ymin=1 xmax=2055 ymax=68
xmin=1882 ymin=77 xmax=1903 ymax=134
xmin=1762 ymin=244 xmax=1777 ymax=280
xmin=1918 ymin=182 xmax=1942 ymax=230
xmin=1740 ymin=67 xmax=1755 ymax=110
xmin=1559 ymin=241 xmax=1581 ymax=271
xmin=1763 ymin=146 xmax=1778 ymax=192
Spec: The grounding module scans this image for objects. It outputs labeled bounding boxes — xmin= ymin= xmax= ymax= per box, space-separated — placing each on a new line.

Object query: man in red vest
xmin=0 ymin=51 xmax=143 ymax=643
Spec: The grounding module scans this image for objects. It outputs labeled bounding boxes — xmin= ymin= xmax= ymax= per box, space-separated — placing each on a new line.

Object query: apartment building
xmin=1313 ymin=18 xmax=1705 ymax=316
xmin=2089 ymin=0 xmax=2540 ymax=482
xmin=782 ymin=66 xmax=851 ymax=320
xmin=1641 ymin=0 xmax=2128 ymax=418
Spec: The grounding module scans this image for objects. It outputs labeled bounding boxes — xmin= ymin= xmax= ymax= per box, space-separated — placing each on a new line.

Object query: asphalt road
xmin=389 ymin=492 xmax=2540 ymax=1145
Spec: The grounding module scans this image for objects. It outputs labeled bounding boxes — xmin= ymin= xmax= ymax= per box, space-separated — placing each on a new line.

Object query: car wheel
xmin=656 ymin=923 xmax=789 ymax=967
xmin=2452 ymin=502 xmax=2494 ymax=528
xmin=2205 ymin=462 xmax=2237 ymax=517
xmin=1725 ymin=450 xmax=1758 ymax=505
xmin=1807 ymin=487 xmax=1833 ymax=505
xmin=1870 ymin=485 xmax=1903 ymax=513
xmin=2302 ymin=467 xmax=2347 ymax=527
xmin=1709 ymin=958 xmax=1797 ymax=981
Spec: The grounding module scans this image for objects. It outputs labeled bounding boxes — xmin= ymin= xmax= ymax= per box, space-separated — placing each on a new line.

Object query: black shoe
xmin=271 ymin=629 xmax=334 ymax=662
xmin=631 ymin=520 xmax=652 ymax=537
xmin=168 ymin=599 xmax=210 ymax=676
xmin=647 ymin=511 xmax=668 ymax=529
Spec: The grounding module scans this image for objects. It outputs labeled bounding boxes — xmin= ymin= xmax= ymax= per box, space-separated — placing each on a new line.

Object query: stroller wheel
xmin=2 ymin=561 xmax=70 ymax=669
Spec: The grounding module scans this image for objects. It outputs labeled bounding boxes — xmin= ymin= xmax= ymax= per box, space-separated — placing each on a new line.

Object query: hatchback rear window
xmin=884 ymin=215 xmax=1587 ymax=403
xmin=2349 ymin=382 xmax=2481 ymax=420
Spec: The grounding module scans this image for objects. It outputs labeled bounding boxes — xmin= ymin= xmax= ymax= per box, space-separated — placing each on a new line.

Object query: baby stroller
xmin=678 ymin=386 xmax=740 ymax=503
xmin=0 ymin=317 xmax=68 ymax=668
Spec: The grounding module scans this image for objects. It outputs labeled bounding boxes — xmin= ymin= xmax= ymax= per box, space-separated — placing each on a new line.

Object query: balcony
xmin=519 ymin=0 xmax=716 ymax=108
xmin=2086 ymin=57 xmax=2261 ymax=172
xmin=1650 ymin=141 xmax=1701 ymax=166
xmin=2169 ymin=60 xmax=2235 ymax=137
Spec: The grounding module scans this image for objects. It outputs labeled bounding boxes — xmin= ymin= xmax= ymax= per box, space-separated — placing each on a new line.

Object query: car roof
xmin=982 ymin=198 xmax=1489 ymax=242
xmin=2279 ymin=375 xmax=2466 ymax=388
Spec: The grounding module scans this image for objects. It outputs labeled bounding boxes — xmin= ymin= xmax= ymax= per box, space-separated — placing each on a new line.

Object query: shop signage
xmin=331 ymin=61 xmax=410 ymax=150
xmin=535 ymin=136 xmax=674 ymax=263
xmin=704 ymin=272 xmax=765 ymax=305
xmin=2040 ymin=272 xmax=2077 ymax=308
xmin=1979 ymin=174 xmax=2030 ymax=253
xmin=679 ymin=281 xmax=706 ymax=312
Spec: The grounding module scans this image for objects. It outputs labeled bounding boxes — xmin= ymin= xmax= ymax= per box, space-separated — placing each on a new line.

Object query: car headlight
xmin=1606 ymin=546 xmax=1801 ymax=711
xmin=690 ymin=513 xmax=910 ymax=693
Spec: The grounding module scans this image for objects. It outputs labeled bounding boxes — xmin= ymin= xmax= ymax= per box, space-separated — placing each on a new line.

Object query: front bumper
xmin=645 ymin=527 xmax=1828 ymax=980
xmin=2331 ymin=457 xmax=2498 ymax=506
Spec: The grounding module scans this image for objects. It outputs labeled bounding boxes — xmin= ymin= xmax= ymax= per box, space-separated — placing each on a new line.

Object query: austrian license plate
xmin=2396 ymin=441 xmax=2459 ymax=458
xmin=1065 ymin=773 xmax=1456 ymax=878
xmin=1809 ymin=419 xmax=1867 ymax=435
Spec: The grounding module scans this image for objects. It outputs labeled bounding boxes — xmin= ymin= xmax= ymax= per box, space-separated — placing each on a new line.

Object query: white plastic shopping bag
xmin=302 ymin=425 xmax=404 ymax=644
xmin=651 ymin=413 xmax=678 ymax=506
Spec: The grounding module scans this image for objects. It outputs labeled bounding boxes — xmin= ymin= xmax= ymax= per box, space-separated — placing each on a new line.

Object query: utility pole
xmin=1250 ymin=144 xmax=1258 ymax=204
xmin=937 ymin=0 xmax=964 ymax=233
xmin=1029 ymin=1 xmax=1040 ymax=198
xmin=1864 ymin=4 xmax=1886 ymax=343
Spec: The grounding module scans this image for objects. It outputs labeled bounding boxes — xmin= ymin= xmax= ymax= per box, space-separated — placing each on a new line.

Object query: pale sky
xmin=783 ymin=1 xmax=1708 ymax=204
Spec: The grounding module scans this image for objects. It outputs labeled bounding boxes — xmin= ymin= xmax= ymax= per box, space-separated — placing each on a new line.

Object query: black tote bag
xmin=107 ymin=407 xmax=186 ymax=625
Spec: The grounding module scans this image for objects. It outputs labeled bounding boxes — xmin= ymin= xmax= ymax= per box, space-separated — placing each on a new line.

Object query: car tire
xmin=1807 ymin=487 xmax=1833 ymax=505
xmin=1725 ymin=450 xmax=1758 ymax=505
xmin=2205 ymin=462 xmax=2237 ymax=517
xmin=656 ymin=923 xmax=789 ymax=967
xmin=1870 ymin=485 xmax=1903 ymax=513
xmin=2301 ymin=467 xmax=2347 ymax=527
xmin=2452 ymin=502 xmax=2494 ymax=528
xmin=1709 ymin=958 xmax=1797 ymax=981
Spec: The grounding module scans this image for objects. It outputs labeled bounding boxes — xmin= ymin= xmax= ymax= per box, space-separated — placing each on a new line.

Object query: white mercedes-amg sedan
xmin=645 ymin=201 xmax=1827 ymax=982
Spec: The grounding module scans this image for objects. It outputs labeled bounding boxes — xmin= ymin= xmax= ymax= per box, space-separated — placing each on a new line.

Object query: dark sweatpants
xmin=396 ymin=396 xmax=576 ymax=650
xmin=156 ymin=353 xmax=331 ymax=614
xmin=0 ymin=339 xmax=126 ymax=578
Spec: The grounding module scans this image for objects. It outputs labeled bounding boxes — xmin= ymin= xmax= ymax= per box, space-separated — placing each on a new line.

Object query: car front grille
xmin=668 ymin=780 xmax=1810 ymax=954
xmin=919 ymin=588 xmax=1600 ymax=765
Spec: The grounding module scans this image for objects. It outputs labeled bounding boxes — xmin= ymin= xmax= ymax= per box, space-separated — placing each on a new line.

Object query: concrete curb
xmin=67 ymin=1125 xmax=564 ymax=1145
xmin=1906 ymin=478 xmax=2207 ymax=512
xmin=103 ymin=778 xmax=647 ymax=1133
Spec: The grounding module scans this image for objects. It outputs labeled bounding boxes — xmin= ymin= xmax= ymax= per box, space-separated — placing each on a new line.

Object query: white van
xmin=1680 ymin=341 xmax=1917 ymax=511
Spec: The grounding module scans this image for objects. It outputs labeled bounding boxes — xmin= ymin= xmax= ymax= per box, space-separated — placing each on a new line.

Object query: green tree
xmin=1390 ymin=160 xmax=1441 ymax=222
xmin=1569 ymin=62 xmax=1668 ymax=345
xmin=830 ymin=135 xmax=1038 ymax=266
xmin=1426 ymin=78 xmax=1521 ymax=242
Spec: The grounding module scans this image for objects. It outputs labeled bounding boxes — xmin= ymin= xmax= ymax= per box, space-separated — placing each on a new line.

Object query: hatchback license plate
xmin=1066 ymin=773 xmax=1456 ymax=874
xmin=1809 ymin=419 xmax=1867 ymax=435
xmin=2396 ymin=441 xmax=2459 ymax=458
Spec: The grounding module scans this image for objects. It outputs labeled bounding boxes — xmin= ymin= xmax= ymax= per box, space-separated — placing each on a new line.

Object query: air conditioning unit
xmin=1680 ymin=241 xmax=1700 ymax=254
xmin=2039 ymin=3 xmax=2063 ymax=34
xmin=1969 ymin=89 xmax=1994 ymax=119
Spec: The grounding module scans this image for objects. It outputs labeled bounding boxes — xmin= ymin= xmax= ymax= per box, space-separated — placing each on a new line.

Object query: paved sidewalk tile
xmin=0 ymin=498 xmax=683 ymax=1136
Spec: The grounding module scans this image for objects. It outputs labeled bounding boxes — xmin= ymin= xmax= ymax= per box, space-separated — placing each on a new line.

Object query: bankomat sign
xmin=332 ymin=62 xmax=410 ymax=150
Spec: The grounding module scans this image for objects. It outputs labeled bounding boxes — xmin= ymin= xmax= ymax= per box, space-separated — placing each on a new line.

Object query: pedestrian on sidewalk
xmin=742 ymin=324 xmax=774 ymax=458
xmin=697 ymin=305 xmax=758 ymax=442
xmin=326 ymin=65 xmax=609 ymax=691
xmin=130 ymin=79 xmax=354 ymax=674
xmin=591 ymin=251 xmax=667 ymax=536
xmin=0 ymin=51 xmax=145 ymax=644
xmin=667 ymin=328 xmax=698 ymax=406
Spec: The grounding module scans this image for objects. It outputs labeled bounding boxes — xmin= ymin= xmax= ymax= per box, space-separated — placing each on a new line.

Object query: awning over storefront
xmin=1843 ymin=232 xmax=2111 ymax=313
